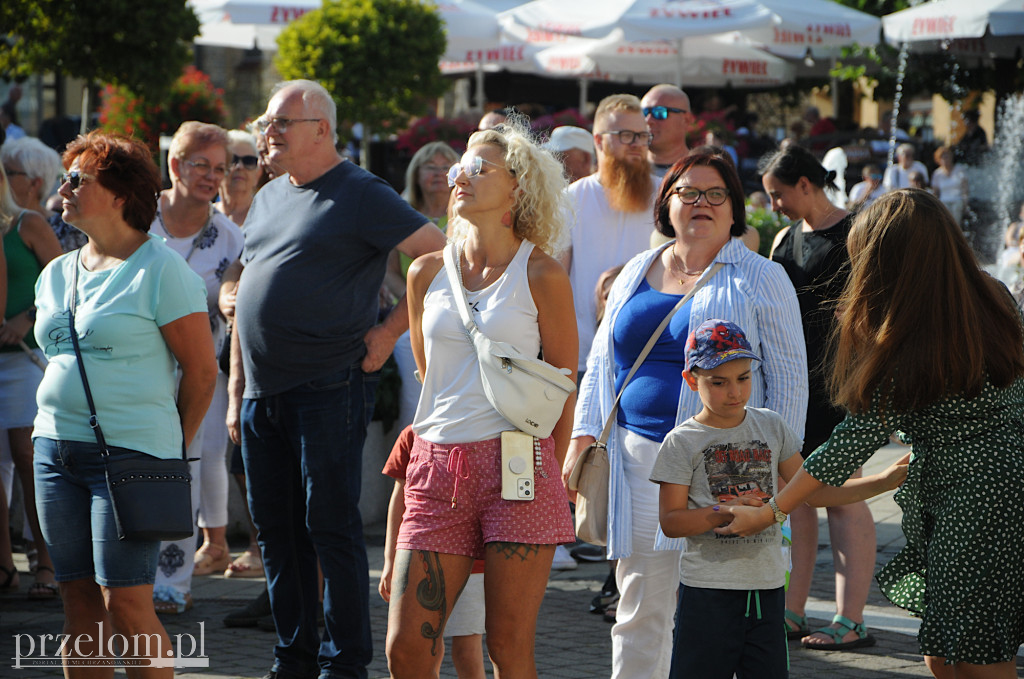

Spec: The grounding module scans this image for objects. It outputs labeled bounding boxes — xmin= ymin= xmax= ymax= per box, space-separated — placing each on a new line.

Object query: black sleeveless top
xmin=771 ymin=214 xmax=853 ymax=454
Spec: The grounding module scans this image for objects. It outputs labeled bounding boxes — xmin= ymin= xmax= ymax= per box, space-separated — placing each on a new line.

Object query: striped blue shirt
xmin=572 ymin=238 xmax=808 ymax=558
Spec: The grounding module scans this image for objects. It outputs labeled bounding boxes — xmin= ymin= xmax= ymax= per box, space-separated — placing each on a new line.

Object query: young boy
xmin=650 ymin=319 xmax=907 ymax=679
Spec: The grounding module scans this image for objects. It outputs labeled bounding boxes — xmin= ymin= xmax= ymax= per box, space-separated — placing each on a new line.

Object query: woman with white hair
xmin=386 ymin=118 xmax=578 ymax=677
xmin=0 ymin=136 xmax=86 ymax=251
xmin=216 ymin=129 xmax=264 ymax=227
xmin=0 ymin=159 xmax=63 ymax=599
xmin=148 ymin=121 xmax=243 ymax=613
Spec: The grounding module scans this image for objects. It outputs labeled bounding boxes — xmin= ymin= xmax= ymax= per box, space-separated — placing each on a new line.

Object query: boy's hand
xmin=379 ymin=562 xmax=393 ymax=602
xmin=878 ymin=452 xmax=911 ymax=491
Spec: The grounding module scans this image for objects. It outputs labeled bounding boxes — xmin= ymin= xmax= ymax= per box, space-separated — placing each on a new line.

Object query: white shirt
xmin=150 ymin=209 xmax=243 ymax=356
xmin=883 ymin=160 xmax=929 ymax=191
xmin=565 ymin=173 xmax=659 ymax=372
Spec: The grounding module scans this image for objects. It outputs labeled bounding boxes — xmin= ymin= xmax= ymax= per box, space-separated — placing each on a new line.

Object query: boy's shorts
xmin=669 ymin=584 xmax=787 ymax=679
xmin=445 ymin=572 xmax=485 ymax=637
xmin=396 ymin=434 xmax=575 ymax=560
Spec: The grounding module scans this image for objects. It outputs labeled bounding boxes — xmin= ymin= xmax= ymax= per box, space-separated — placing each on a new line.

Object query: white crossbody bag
xmin=442 ymin=242 xmax=576 ymax=438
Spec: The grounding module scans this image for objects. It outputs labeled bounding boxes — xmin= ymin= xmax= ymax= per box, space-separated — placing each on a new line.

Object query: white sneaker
xmin=551 ymin=545 xmax=578 ymax=570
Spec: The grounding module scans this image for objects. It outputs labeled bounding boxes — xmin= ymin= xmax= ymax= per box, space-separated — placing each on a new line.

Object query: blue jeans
xmin=242 ymin=364 xmax=379 ymax=679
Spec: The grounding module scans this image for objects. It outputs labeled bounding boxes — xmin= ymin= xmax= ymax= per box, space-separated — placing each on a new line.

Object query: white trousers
xmin=154 ymin=417 xmax=205 ymax=597
xmin=611 ymin=429 xmax=680 ymax=679
xmin=198 ymin=373 xmax=230 ymax=528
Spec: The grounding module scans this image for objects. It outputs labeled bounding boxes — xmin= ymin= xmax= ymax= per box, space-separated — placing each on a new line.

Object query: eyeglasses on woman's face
xmin=671 ymin=186 xmax=730 ymax=206
xmin=230 ymin=154 xmax=259 ymax=170
xmin=446 ymin=156 xmax=506 ymax=187
xmin=61 ymin=171 xmax=92 ymax=191
xmin=185 ymin=159 xmax=228 ymax=179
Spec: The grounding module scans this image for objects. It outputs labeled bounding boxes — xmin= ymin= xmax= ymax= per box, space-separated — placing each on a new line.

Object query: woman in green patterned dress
xmin=718 ymin=189 xmax=1024 ymax=678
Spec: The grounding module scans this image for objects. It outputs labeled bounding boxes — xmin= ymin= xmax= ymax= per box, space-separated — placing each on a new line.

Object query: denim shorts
xmin=33 ymin=437 xmax=161 ymax=587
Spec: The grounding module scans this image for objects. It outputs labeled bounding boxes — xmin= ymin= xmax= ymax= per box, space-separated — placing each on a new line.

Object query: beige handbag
xmin=568 ymin=263 xmax=723 ymax=546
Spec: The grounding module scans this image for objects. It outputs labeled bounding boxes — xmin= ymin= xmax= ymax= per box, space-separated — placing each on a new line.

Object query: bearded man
xmin=560 ymin=94 xmax=660 ymax=376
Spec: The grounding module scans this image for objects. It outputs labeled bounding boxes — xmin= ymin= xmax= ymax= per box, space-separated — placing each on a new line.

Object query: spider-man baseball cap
xmin=685 ymin=319 xmax=761 ymax=372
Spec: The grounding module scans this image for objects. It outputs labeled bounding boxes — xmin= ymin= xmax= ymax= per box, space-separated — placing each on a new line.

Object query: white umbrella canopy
xmin=733 ymin=0 xmax=881 ymax=58
xmin=883 ymin=0 xmax=1024 ymax=41
xmin=882 ymin=0 xmax=1024 ymax=57
xmin=534 ymin=30 xmax=795 ymax=86
xmin=499 ymin=0 xmax=776 ymax=42
xmin=189 ymin=0 xmax=517 ymax=58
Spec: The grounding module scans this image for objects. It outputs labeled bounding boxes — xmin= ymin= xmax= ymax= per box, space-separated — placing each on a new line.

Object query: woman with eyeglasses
xmin=384 ymin=141 xmax=460 ymax=431
xmin=149 ymin=121 xmax=244 ymax=612
xmin=32 ymin=131 xmax=216 ymax=675
xmin=0 ymin=158 xmax=63 ymax=601
xmin=760 ymin=145 xmax=878 ymax=652
xmin=215 ymin=129 xmax=264 ymax=227
xmin=386 ymin=118 xmax=578 ymax=678
xmin=565 ymin=149 xmax=806 ymax=679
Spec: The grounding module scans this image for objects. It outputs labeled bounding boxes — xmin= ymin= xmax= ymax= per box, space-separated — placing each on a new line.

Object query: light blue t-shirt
xmin=33 ymin=235 xmax=207 ymax=459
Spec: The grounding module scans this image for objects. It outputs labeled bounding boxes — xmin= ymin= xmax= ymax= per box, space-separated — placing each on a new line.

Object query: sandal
xmin=0 ymin=564 xmax=19 ymax=592
xmin=28 ymin=565 xmax=59 ymax=600
xmin=224 ymin=548 xmax=264 ymax=578
xmin=193 ymin=544 xmax=231 ymax=577
xmin=784 ymin=609 xmax=809 ymax=640
xmin=801 ymin=614 xmax=876 ymax=650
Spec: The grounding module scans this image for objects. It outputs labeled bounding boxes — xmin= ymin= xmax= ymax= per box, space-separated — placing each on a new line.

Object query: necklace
xmin=668 ymin=245 xmax=706 ymax=286
xmin=460 ymin=239 xmax=520 ymax=291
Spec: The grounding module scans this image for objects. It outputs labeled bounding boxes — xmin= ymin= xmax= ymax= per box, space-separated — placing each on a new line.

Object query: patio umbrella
xmin=881 ymin=0 xmax=1024 ymax=57
xmin=189 ymin=0 xmax=515 ymax=58
xmin=534 ymin=30 xmax=795 ymax=86
xmin=499 ymin=0 xmax=776 ymax=42
xmin=732 ymin=0 xmax=881 ymax=59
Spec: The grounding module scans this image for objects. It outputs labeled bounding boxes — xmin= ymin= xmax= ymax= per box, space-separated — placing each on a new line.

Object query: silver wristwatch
xmin=767 ymin=497 xmax=787 ymax=523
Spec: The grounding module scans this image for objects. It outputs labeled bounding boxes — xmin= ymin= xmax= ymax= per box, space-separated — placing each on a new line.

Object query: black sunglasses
xmin=231 ymin=154 xmax=259 ymax=170
xmin=61 ymin=171 xmax=90 ymax=191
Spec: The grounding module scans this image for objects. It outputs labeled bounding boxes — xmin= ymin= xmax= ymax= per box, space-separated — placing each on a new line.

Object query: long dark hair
xmin=830 ymin=189 xmax=1024 ymax=414
xmin=654 ymin=148 xmax=746 ymax=238
xmin=758 ymin=145 xmax=838 ymax=193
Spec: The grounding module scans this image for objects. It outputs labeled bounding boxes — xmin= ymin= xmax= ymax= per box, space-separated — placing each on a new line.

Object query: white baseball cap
xmin=543 ymin=126 xmax=594 ymax=156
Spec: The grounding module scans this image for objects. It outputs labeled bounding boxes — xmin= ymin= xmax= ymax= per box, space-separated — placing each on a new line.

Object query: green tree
xmin=274 ymin=0 xmax=448 ymax=168
xmin=0 ymin=0 xmax=198 ymax=101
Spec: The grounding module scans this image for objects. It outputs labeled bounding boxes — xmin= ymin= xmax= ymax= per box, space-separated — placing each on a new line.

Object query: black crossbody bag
xmin=69 ymin=252 xmax=194 ymax=542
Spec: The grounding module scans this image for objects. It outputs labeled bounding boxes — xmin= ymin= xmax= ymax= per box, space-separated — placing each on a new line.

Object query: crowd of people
xmin=1 ymin=77 xmax=1021 ymax=679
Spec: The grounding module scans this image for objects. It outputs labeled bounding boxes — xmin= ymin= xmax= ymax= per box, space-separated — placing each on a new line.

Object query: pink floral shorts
xmin=396 ymin=434 xmax=576 ymax=559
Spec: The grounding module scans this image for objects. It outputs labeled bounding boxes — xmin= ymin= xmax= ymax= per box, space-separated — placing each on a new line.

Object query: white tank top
xmin=414 ymin=239 xmax=540 ymax=443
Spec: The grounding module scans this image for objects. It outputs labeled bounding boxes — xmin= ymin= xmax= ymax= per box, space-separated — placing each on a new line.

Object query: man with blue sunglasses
xmin=641 ymin=84 xmax=695 ymax=178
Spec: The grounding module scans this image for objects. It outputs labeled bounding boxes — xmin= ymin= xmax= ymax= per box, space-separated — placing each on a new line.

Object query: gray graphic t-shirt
xmin=650 ymin=407 xmax=801 ymax=590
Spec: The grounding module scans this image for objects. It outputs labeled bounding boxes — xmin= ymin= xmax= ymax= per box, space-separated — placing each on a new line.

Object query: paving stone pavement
xmin=2 ymin=445 xmax=1021 ymax=678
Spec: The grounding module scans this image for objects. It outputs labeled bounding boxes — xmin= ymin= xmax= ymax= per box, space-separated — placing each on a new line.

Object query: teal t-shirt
xmin=33 ymin=235 xmax=207 ymax=459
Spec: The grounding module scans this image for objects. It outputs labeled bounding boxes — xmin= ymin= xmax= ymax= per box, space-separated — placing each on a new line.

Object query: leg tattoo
xmin=415 ymin=551 xmax=446 ymax=656
xmin=488 ymin=542 xmax=541 ymax=561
